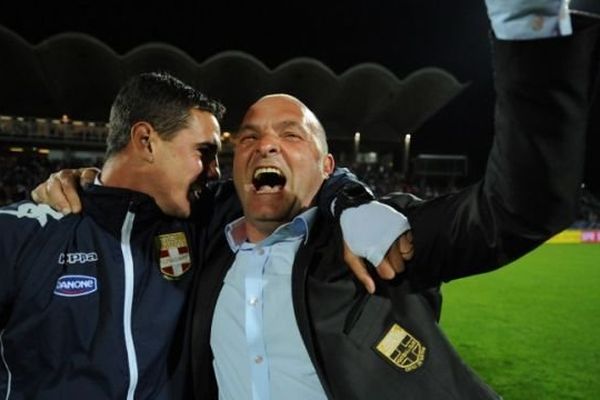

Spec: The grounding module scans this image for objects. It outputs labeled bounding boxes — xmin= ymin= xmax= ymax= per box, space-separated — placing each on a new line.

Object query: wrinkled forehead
xmin=242 ymin=95 xmax=328 ymax=154
xmin=243 ymin=95 xmax=308 ymax=124
xmin=243 ymin=96 xmax=324 ymax=138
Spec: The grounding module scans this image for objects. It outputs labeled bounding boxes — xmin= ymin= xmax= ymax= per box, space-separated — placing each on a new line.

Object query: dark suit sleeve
xmin=316 ymin=167 xmax=375 ymax=220
xmin=383 ymin=20 xmax=600 ymax=291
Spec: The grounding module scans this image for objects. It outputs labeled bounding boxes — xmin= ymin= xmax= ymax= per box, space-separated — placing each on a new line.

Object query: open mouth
xmin=188 ymin=167 xmax=220 ymax=202
xmin=252 ymin=167 xmax=286 ymax=193
xmin=188 ymin=186 xmax=202 ymax=202
xmin=188 ymin=180 xmax=206 ymax=202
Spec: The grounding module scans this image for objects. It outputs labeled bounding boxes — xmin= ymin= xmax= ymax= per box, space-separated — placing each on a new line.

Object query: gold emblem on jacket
xmin=156 ymin=232 xmax=191 ymax=280
xmin=375 ymin=323 xmax=426 ymax=372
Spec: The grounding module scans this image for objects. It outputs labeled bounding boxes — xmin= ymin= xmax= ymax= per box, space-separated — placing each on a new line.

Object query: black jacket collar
xmin=80 ymin=184 xmax=170 ymax=236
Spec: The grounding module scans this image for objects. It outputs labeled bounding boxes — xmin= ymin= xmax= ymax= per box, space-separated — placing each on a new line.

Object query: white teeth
xmin=256 ymin=186 xmax=282 ymax=193
xmin=253 ymin=167 xmax=283 ymax=179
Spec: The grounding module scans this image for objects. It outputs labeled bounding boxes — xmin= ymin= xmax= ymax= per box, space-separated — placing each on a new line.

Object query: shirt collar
xmin=225 ymin=207 xmax=318 ymax=252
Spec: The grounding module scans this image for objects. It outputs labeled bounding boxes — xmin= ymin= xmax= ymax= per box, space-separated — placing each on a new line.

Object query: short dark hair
xmin=105 ymin=72 xmax=225 ymax=158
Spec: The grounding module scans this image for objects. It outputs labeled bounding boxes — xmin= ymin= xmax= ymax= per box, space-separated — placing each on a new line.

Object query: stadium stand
xmin=1 ymin=115 xmax=596 ymax=231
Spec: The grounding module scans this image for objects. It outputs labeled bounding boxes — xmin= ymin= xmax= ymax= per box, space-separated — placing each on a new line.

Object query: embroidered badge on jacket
xmin=156 ymin=232 xmax=191 ymax=280
xmin=374 ymin=323 xmax=426 ymax=372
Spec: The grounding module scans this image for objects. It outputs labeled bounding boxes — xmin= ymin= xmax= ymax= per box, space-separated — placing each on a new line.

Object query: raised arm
xmin=386 ymin=12 xmax=600 ymax=290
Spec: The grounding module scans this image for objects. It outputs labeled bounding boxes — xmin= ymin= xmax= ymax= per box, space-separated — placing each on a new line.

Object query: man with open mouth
xmin=188 ymin=3 xmax=600 ymax=400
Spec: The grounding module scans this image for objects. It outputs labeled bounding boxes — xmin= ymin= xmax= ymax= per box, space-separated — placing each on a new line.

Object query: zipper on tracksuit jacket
xmin=0 ymin=329 xmax=12 ymax=400
xmin=121 ymin=210 xmax=138 ymax=400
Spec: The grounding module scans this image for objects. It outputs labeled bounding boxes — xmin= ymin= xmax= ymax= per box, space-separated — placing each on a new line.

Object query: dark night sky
xmin=1 ymin=1 xmax=598 ymax=195
xmin=0 ymin=1 xmax=491 ymax=79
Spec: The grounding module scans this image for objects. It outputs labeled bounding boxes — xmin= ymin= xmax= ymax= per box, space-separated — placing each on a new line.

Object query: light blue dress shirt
xmin=212 ymin=208 xmax=327 ymax=400
xmin=211 ymin=201 xmax=409 ymax=400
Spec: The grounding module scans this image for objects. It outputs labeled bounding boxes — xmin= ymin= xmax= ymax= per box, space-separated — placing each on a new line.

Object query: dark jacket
xmin=0 ymin=185 xmax=201 ymax=399
xmin=190 ymin=21 xmax=600 ymax=400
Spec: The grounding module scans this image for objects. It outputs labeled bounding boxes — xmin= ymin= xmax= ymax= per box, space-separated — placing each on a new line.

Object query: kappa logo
xmin=58 ymin=252 xmax=99 ymax=265
xmin=54 ymin=275 xmax=98 ymax=297
xmin=0 ymin=203 xmax=64 ymax=227
xmin=155 ymin=232 xmax=192 ymax=280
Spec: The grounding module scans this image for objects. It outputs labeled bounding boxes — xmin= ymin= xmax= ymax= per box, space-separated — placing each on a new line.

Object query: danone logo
xmin=54 ymin=275 xmax=98 ymax=297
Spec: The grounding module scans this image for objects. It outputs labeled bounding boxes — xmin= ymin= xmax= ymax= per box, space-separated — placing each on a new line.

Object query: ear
xmin=322 ymin=153 xmax=335 ymax=178
xmin=131 ymin=122 xmax=154 ymax=162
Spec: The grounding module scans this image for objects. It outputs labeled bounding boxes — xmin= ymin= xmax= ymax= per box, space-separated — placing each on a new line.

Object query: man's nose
xmin=257 ymin=134 xmax=280 ymax=155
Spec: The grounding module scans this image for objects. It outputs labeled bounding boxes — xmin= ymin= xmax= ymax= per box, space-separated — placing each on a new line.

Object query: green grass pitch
xmin=440 ymin=243 xmax=600 ymax=399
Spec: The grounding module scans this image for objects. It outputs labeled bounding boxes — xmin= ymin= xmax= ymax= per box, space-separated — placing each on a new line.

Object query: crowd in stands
xmin=0 ymin=114 xmax=107 ymax=145
xmin=574 ymin=186 xmax=600 ymax=229
xmin=0 ymin=154 xmax=101 ymax=205
xmin=341 ymin=161 xmax=462 ymax=199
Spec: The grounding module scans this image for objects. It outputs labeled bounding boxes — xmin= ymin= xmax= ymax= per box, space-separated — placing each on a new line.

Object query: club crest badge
xmin=156 ymin=232 xmax=191 ymax=280
xmin=374 ymin=323 xmax=426 ymax=372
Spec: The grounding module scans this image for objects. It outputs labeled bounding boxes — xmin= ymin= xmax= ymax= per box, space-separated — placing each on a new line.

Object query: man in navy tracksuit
xmin=0 ymin=72 xmax=226 ymax=399
xmin=0 ymin=188 xmax=203 ymax=399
